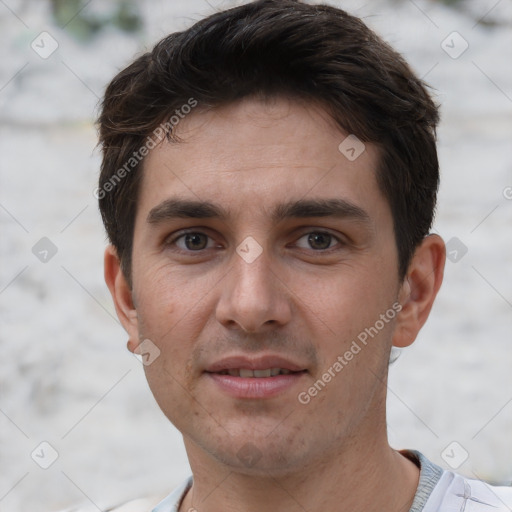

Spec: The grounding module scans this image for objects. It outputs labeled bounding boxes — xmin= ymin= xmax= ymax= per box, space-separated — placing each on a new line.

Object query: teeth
xmin=253 ymin=369 xmax=272 ymax=378
xmin=221 ymin=368 xmax=293 ymax=377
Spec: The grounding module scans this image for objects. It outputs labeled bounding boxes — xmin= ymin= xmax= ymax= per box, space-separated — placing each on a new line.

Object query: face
xmin=110 ymin=97 xmax=418 ymax=475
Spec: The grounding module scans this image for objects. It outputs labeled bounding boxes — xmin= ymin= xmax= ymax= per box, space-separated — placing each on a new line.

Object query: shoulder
xmin=151 ymin=477 xmax=193 ymax=512
xmin=458 ymin=476 xmax=512 ymax=509
xmin=401 ymin=450 xmax=512 ymax=512
xmin=430 ymin=469 xmax=512 ymax=512
xmin=104 ymin=496 xmax=165 ymax=511
xmin=54 ymin=496 xmax=165 ymax=512
xmin=53 ymin=477 xmax=190 ymax=512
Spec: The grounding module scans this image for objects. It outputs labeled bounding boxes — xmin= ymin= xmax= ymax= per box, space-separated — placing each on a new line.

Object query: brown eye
xmin=307 ymin=232 xmax=333 ymax=250
xmin=171 ymin=232 xmax=213 ymax=251
xmin=181 ymin=233 xmax=208 ymax=250
xmin=295 ymin=231 xmax=340 ymax=251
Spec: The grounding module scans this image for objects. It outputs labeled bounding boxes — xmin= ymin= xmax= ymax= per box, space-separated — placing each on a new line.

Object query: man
xmin=97 ymin=1 xmax=511 ymax=511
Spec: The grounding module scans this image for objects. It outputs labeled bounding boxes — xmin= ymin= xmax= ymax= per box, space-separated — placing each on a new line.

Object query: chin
xmin=187 ymin=422 xmax=316 ymax=476
xmin=214 ymin=445 xmax=304 ymax=477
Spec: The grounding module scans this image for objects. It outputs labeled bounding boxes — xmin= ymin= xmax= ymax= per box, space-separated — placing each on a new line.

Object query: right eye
xmin=167 ymin=231 xmax=214 ymax=252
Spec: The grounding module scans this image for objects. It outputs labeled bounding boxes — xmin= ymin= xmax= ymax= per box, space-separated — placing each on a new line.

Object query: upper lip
xmin=205 ymin=355 xmax=307 ymax=373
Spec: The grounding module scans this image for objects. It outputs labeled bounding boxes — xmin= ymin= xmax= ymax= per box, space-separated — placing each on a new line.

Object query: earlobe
xmin=104 ymin=245 xmax=139 ymax=351
xmin=392 ymin=234 xmax=446 ymax=348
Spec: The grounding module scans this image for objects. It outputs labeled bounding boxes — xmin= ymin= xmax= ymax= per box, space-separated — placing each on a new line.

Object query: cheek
xmin=133 ymin=266 xmax=213 ymax=383
xmin=294 ymin=264 xmax=398 ymax=388
xmin=142 ymin=356 xmax=198 ymax=431
xmin=294 ymin=262 xmax=393 ymax=330
xmin=136 ymin=289 xmax=204 ymax=428
xmin=134 ymin=261 xmax=202 ymax=329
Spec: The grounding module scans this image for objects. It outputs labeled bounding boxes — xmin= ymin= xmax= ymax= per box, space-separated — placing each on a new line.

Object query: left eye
xmin=295 ymin=232 xmax=340 ymax=251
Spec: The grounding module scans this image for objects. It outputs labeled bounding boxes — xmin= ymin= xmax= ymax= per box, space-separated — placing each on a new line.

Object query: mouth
xmin=213 ymin=368 xmax=302 ymax=377
xmin=204 ymin=356 xmax=308 ymax=399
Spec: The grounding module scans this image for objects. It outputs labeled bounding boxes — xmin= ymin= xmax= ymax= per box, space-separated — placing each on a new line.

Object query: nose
xmin=215 ymin=247 xmax=292 ymax=333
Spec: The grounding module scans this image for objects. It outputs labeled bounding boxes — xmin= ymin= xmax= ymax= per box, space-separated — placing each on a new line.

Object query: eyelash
xmin=165 ymin=229 xmax=345 ymax=254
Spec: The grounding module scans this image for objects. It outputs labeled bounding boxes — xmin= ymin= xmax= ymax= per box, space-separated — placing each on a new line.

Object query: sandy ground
xmin=0 ymin=0 xmax=511 ymax=510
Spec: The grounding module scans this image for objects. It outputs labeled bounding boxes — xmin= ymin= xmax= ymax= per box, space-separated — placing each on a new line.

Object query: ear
xmin=104 ymin=245 xmax=139 ymax=353
xmin=392 ymin=234 xmax=445 ymax=348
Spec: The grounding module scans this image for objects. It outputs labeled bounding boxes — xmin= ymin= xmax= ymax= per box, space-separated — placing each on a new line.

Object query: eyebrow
xmin=147 ymin=197 xmax=372 ymax=226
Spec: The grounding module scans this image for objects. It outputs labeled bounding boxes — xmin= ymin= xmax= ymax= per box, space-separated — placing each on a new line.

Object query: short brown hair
xmin=97 ymin=0 xmax=440 ymax=285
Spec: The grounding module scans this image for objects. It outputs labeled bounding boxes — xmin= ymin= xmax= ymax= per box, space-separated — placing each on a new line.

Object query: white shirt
xmin=150 ymin=450 xmax=512 ymax=512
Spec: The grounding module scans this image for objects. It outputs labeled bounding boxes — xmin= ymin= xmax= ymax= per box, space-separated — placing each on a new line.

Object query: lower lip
xmin=206 ymin=372 xmax=306 ymax=399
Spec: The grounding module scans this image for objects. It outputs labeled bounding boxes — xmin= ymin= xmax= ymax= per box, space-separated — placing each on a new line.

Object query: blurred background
xmin=0 ymin=0 xmax=511 ymax=510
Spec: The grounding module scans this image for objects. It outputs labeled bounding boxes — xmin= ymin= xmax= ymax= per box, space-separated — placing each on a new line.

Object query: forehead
xmin=135 ymin=97 xmax=387 ymax=225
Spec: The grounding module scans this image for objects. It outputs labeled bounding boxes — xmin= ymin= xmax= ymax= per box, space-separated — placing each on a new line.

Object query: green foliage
xmin=51 ymin=0 xmax=142 ymax=41
xmin=436 ymin=0 xmax=464 ymax=6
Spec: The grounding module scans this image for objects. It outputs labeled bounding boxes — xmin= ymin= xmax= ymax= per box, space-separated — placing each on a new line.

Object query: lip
xmin=204 ymin=354 xmax=308 ymax=399
xmin=205 ymin=355 xmax=306 ymax=373
xmin=206 ymin=372 xmax=306 ymax=399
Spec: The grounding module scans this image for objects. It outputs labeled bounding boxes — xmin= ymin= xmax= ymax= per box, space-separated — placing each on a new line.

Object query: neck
xmin=179 ymin=431 xmax=419 ymax=512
